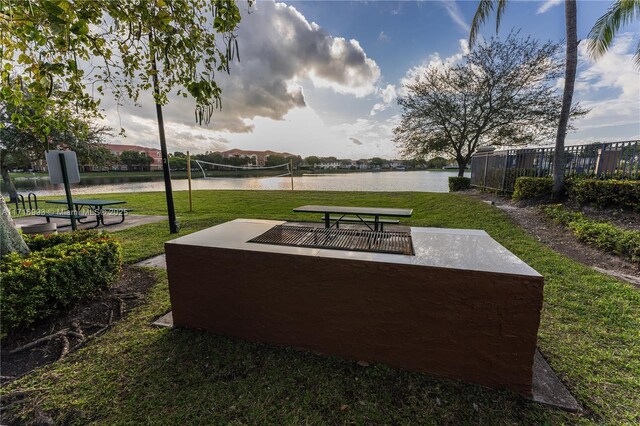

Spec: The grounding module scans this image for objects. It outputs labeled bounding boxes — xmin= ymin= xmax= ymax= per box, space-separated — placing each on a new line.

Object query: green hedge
xmin=512 ymin=176 xmax=553 ymax=200
xmin=448 ymin=176 xmax=471 ymax=192
xmin=543 ymin=204 xmax=640 ymax=266
xmin=23 ymin=230 xmax=108 ymax=251
xmin=567 ymin=178 xmax=640 ymax=211
xmin=0 ymin=231 xmax=122 ymax=333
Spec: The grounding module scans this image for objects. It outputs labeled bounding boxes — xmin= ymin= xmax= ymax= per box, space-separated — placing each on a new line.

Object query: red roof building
xmin=105 ymin=144 xmax=163 ymax=171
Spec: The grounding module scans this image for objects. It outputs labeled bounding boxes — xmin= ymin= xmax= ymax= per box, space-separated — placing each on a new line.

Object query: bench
xmin=35 ymin=213 xmax=89 ymax=228
xmin=295 ymin=205 xmax=412 ymax=232
xmin=323 ymin=215 xmax=400 ymax=231
xmin=36 ymin=213 xmax=88 ymax=221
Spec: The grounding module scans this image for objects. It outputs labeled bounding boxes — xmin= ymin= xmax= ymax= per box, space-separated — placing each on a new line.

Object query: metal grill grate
xmin=249 ymin=225 xmax=414 ymax=255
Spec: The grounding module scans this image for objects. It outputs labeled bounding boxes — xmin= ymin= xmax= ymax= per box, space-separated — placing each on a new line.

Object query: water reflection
xmin=3 ymin=170 xmax=470 ymax=196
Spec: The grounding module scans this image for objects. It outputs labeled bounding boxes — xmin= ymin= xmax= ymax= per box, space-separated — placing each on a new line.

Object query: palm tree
xmin=586 ymin=0 xmax=640 ymax=68
xmin=469 ymin=0 xmax=578 ymax=198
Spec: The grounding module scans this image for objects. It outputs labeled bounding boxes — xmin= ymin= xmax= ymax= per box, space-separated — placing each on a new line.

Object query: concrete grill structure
xmin=165 ymin=219 xmax=544 ymax=396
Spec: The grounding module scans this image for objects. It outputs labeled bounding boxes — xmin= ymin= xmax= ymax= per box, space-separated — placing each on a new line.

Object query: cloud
xmin=569 ymin=32 xmax=640 ymax=138
xmin=223 ymin=107 xmax=400 ymax=159
xmin=211 ymin=1 xmax=380 ymax=132
xmin=536 ymin=0 xmax=562 ymax=14
xmin=370 ymin=84 xmax=397 ymax=115
xmin=100 ymin=0 xmax=381 ymax=150
xmin=437 ymin=1 xmax=470 ymax=33
xmin=100 ymin=103 xmax=230 ymax=153
xmin=397 ymin=39 xmax=469 ymax=97
xmin=330 ymin=115 xmax=401 ymax=158
xmin=377 ymin=31 xmax=390 ymax=42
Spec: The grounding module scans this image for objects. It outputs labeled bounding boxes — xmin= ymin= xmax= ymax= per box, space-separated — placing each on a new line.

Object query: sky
xmin=100 ymin=0 xmax=640 ymax=159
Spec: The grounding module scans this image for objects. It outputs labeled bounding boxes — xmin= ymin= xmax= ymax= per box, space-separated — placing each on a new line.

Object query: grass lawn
xmin=4 ymin=190 xmax=639 ymax=424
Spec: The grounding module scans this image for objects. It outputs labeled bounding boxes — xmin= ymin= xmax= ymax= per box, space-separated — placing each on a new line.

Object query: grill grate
xmin=249 ymin=225 xmax=414 ymax=255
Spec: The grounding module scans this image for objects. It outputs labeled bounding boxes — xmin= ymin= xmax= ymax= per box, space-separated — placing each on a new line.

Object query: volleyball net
xmin=193 ymin=159 xmax=292 ymax=179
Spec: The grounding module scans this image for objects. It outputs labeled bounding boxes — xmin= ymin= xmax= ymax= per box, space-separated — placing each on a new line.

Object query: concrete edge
xmin=151 ymin=311 xmax=173 ymax=328
xmin=530 ymin=349 xmax=581 ymax=413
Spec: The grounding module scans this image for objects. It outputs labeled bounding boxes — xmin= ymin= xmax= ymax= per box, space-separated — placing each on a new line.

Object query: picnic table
xmin=293 ymin=205 xmax=413 ymax=231
xmin=43 ymin=198 xmax=129 ymax=228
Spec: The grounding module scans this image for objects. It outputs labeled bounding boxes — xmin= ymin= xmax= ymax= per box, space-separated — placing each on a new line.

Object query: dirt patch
xmin=0 ymin=266 xmax=157 ymax=382
xmin=464 ymin=190 xmax=640 ymax=287
xmin=574 ymin=204 xmax=640 ymax=231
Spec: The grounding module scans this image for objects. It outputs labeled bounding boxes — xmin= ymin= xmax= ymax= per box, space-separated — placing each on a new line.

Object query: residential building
xmin=316 ymin=161 xmax=341 ymax=169
xmin=105 ymin=144 xmax=163 ymax=171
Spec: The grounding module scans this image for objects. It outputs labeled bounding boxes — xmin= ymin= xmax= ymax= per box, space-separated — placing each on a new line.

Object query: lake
xmin=4 ymin=170 xmax=469 ymax=196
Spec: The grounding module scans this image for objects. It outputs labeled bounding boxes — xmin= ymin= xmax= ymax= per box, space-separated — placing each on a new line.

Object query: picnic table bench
xmin=36 ymin=212 xmax=89 ymax=228
xmin=293 ymin=205 xmax=413 ymax=231
xmin=43 ymin=198 xmax=129 ymax=228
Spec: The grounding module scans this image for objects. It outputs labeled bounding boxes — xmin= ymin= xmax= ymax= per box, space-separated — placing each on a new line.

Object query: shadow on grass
xmin=54 ymin=324 xmax=559 ymax=425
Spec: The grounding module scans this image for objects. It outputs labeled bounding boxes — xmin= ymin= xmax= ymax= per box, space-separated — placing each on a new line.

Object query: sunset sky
xmin=101 ymin=0 xmax=640 ymax=159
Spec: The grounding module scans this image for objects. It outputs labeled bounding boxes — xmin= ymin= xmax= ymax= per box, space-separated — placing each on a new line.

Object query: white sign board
xmin=45 ymin=150 xmax=81 ymax=184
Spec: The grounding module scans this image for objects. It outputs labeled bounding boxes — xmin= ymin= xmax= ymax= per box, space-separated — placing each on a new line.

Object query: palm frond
xmin=495 ymin=0 xmax=509 ymax=34
xmin=586 ymin=0 xmax=640 ymax=61
xmin=469 ymin=0 xmax=497 ymax=46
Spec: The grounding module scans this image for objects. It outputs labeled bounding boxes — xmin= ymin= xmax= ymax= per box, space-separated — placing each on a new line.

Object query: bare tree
xmin=394 ymin=34 xmax=587 ymax=177
xmin=470 ymin=0 xmax=580 ymax=198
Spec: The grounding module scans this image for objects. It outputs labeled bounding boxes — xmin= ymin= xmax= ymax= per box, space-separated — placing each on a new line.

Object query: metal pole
xmin=187 ymin=151 xmax=193 ymax=212
xmin=595 ymin=143 xmax=605 ymax=177
xmin=483 ymin=154 xmax=488 ymax=190
xmin=290 ymin=159 xmax=294 ymax=191
xmin=500 ymin=153 xmax=508 ymax=193
xmin=59 ymin=153 xmax=77 ymax=231
xmin=150 ymin=38 xmax=179 ymax=233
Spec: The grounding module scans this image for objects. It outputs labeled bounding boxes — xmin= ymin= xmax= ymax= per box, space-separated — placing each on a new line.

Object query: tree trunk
xmin=0 ymin=195 xmax=30 ymax=256
xmin=457 ymin=161 xmax=467 ymax=177
xmin=150 ymin=33 xmax=179 ymax=234
xmin=552 ymin=0 xmax=578 ymax=199
xmin=1 ymin=167 xmax=19 ymax=203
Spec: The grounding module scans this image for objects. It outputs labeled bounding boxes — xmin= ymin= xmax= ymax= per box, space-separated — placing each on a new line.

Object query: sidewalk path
xmin=14 ymin=214 xmax=166 ymax=233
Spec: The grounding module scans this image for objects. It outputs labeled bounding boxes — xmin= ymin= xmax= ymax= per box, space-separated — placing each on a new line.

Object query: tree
xmin=78 ymin=144 xmax=117 ymax=171
xmin=2 ymin=0 xmax=247 ymax=237
xmin=0 ymin=195 xmax=29 ymax=256
xmin=265 ymin=155 xmax=287 ymax=167
xmin=119 ymin=151 xmax=153 ymax=170
xmin=469 ymin=0 xmax=578 ymax=197
xmin=394 ymin=34 xmax=586 ymax=177
xmin=369 ymin=157 xmax=386 ymax=168
xmin=305 ymin=156 xmax=321 ymax=167
xmin=169 ymin=156 xmax=188 ymax=170
xmin=426 ymin=157 xmax=448 ymax=169
xmin=586 ymin=0 xmax=640 ymax=68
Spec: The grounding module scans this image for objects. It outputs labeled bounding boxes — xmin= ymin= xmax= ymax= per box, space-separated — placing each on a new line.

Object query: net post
xmin=187 ymin=151 xmax=193 ymax=212
xmin=290 ymin=159 xmax=294 ymax=191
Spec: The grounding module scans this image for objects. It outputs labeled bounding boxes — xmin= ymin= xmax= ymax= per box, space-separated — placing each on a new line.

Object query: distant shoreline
xmin=10 ymin=168 xmax=455 ymax=180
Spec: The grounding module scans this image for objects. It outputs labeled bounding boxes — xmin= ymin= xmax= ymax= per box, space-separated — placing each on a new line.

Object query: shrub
xmin=543 ymin=204 xmax=640 ymax=266
xmin=448 ymin=176 xmax=471 ymax=192
xmin=0 ymin=232 xmax=122 ymax=333
xmin=512 ymin=177 xmax=553 ymax=201
xmin=567 ymin=178 xmax=640 ymax=211
xmin=23 ymin=230 xmax=107 ymax=251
